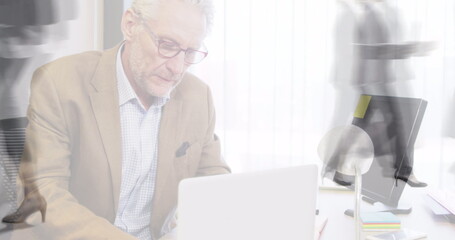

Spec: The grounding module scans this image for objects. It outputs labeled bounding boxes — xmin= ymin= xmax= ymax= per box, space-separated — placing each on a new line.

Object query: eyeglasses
xmin=140 ymin=19 xmax=208 ymax=64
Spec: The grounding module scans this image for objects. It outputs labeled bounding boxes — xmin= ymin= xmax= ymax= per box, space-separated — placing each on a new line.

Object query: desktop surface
xmin=318 ymin=186 xmax=455 ymax=240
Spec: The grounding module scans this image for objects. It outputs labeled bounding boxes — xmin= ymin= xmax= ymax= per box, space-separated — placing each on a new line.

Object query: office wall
xmin=104 ymin=0 xmax=124 ymax=49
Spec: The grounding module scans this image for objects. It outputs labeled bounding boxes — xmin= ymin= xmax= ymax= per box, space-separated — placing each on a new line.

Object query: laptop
xmin=178 ymin=164 xmax=319 ymax=240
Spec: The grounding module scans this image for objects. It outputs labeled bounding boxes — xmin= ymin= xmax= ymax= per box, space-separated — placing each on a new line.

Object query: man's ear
xmin=121 ymin=8 xmax=139 ymax=42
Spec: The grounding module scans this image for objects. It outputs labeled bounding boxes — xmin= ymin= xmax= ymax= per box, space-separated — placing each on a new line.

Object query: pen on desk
xmin=315 ymin=215 xmax=328 ymax=240
xmin=319 ymin=217 xmax=328 ymax=233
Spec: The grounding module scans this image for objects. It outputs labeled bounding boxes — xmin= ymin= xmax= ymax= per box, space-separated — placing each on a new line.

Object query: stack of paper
xmin=360 ymin=212 xmax=401 ymax=231
xmin=426 ymin=189 xmax=455 ymax=222
xmin=428 ymin=190 xmax=455 ymax=214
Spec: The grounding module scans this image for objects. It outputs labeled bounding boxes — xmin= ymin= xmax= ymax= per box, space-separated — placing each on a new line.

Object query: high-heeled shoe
xmin=2 ymin=192 xmax=47 ymax=223
xmin=395 ymin=172 xmax=427 ymax=188
xmin=333 ymin=171 xmax=354 ymax=186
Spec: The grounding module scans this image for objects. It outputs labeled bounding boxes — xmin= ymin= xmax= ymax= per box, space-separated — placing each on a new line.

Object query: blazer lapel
xmin=154 ymin=96 xmax=183 ymax=202
xmin=89 ymin=45 xmax=123 ymax=211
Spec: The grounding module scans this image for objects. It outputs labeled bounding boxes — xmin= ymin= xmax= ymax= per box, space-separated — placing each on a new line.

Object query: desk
xmin=318 ymin=186 xmax=455 ymax=239
xmin=1 ymin=186 xmax=454 ymax=240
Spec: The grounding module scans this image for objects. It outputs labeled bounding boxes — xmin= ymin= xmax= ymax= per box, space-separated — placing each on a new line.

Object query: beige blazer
xmin=19 ymin=44 xmax=230 ymax=239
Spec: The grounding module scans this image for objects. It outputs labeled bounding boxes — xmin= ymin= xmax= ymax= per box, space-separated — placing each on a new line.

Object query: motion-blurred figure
xmin=0 ymin=0 xmax=77 ymax=224
xmin=330 ymin=0 xmax=435 ymax=187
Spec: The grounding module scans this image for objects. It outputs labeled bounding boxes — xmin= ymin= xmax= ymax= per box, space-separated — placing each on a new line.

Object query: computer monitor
xmin=348 ymin=94 xmax=427 ymax=207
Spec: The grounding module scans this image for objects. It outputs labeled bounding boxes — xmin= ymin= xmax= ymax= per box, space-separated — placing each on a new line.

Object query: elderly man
xmin=2 ymin=0 xmax=230 ymax=239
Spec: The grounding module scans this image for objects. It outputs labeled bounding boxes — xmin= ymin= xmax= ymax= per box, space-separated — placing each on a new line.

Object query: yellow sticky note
xmin=354 ymin=95 xmax=372 ymax=119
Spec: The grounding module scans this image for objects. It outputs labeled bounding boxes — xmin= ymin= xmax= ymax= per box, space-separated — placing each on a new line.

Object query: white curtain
xmin=191 ymin=0 xmax=455 ymax=188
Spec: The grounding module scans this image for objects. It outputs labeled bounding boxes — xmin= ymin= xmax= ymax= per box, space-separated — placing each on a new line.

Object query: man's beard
xmin=128 ymin=40 xmax=183 ymax=97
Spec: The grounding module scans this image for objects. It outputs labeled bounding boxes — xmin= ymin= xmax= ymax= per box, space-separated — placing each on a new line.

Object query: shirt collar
xmin=116 ymin=44 xmax=169 ymax=109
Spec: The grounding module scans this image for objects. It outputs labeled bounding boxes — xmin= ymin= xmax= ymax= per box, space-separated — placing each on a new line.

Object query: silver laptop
xmin=178 ymin=164 xmax=318 ymax=240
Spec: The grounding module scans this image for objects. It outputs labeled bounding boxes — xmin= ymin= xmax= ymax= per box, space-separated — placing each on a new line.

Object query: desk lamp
xmin=318 ymin=125 xmax=374 ymax=240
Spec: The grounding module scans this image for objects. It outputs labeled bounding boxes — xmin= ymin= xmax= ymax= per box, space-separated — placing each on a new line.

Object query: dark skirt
xmin=0 ymin=0 xmax=77 ymax=26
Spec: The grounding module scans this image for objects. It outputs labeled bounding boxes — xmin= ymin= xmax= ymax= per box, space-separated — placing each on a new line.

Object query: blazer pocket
xmin=173 ymin=141 xmax=202 ymax=179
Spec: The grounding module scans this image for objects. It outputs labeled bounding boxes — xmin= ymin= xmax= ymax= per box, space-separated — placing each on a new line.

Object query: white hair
xmin=131 ymin=0 xmax=214 ymax=32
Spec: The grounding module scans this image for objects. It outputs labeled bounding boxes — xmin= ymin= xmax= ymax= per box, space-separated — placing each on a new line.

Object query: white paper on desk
xmin=424 ymin=195 xmax=451 ymax=215
xmin=427 ymin=190 xmax=455 ymax=215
